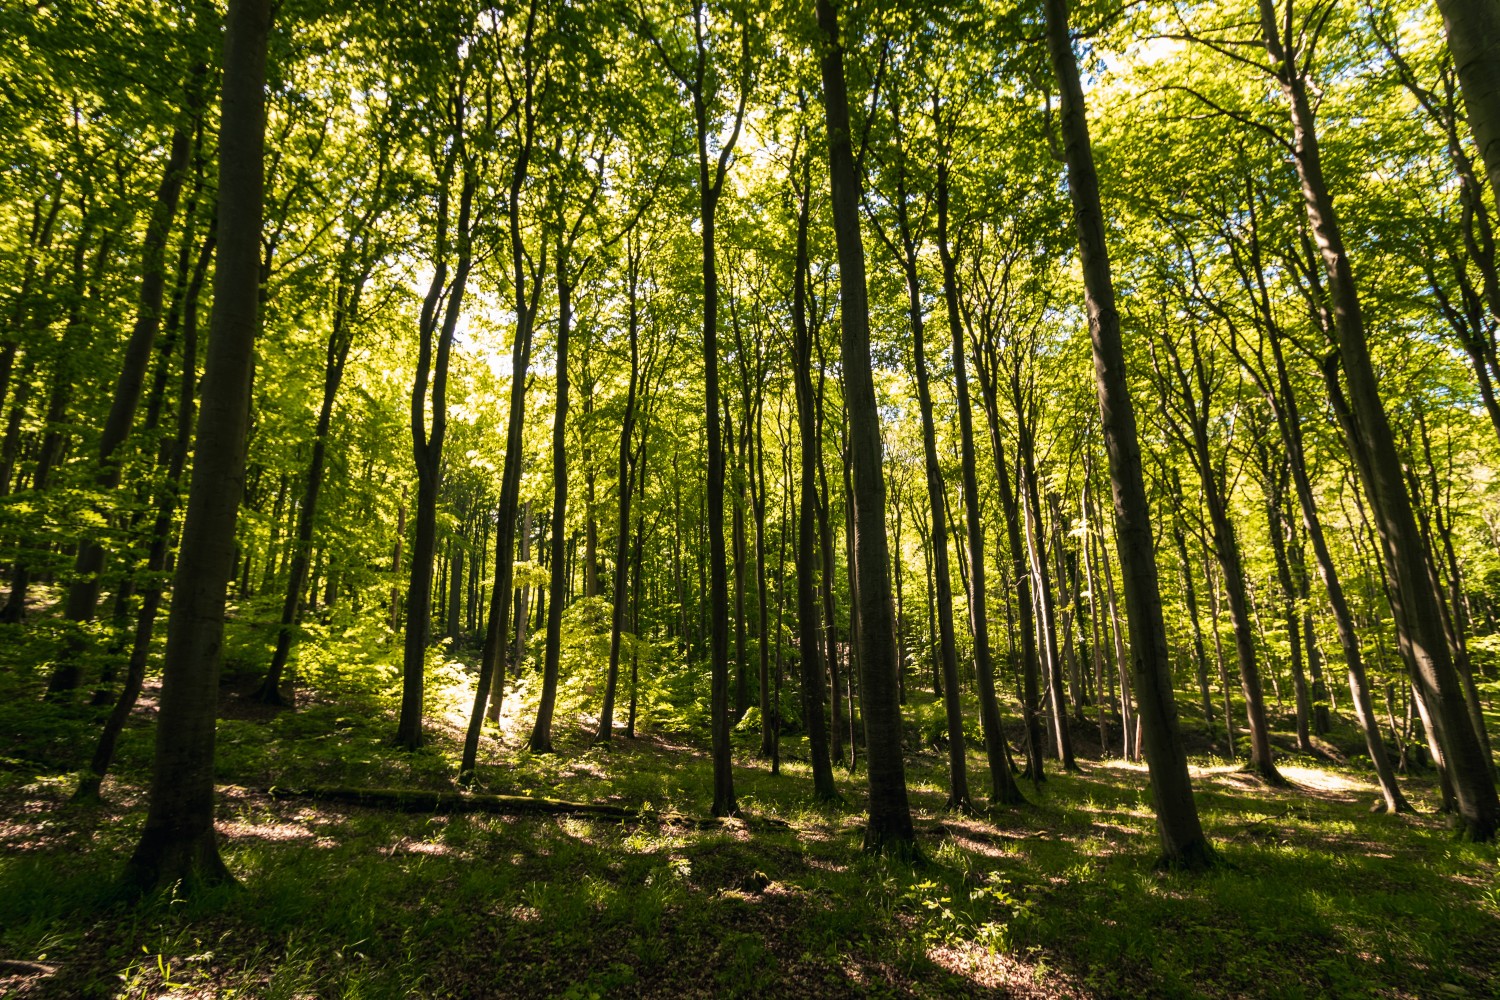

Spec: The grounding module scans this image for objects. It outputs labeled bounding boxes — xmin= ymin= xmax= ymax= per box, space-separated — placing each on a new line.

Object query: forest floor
xmin=1 ymin=625 xmax=1498 ymax=998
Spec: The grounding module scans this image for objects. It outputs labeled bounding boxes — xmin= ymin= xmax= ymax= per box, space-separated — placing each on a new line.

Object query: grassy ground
xmin=1 ymin=624 xmax=1497 ymax=998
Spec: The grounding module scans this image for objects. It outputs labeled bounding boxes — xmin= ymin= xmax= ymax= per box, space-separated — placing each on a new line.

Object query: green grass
xmin=1 ymin=627 xmax=1497 ymax=998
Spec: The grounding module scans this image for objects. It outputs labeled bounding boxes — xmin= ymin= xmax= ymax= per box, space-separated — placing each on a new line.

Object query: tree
xmin=813 ymin=0 xmax=915 ymax=855
xmin=1042 ymin=0 xmax=1214 ymax=868
xmin=120 ymin=0 xmax=272 ymax=893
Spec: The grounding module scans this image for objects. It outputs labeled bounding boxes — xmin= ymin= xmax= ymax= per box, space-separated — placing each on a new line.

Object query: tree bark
xmin=1262 ymin=1 xmax=1498 ymax=838
xmin=815 ymin=0 xmax=914 ymax=854
xmin=120 ymin=0 xmax=271 ymax=893
xmin=1044 ymin=0 xmax=1213 ymax=867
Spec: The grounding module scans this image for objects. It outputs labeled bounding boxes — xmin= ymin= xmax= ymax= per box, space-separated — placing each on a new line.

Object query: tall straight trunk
xmin=842 ymin=445 xmax=861 ymax=771
xmin=1082 ymin=473 xmax=1110 ymax=755
xmin=1264 ymin=482 xmax=1313 ymax=752
xmin=1200 ymin=459 xmax=1282 ymax=783
xmin=936 ymin=142 xmax=1022 ymax=805
xmin=447 ymin=532 xmax=464 ymax=641
xmin=1290 ymin=530 xmax=1331 ymax=731
xmin=1020 ymin=456 xmax=1073 ymax=768
xmin=1044 ymin=0 xmax=1212 ymax=867
xmin=731 ymin=408 xmax=749 ymax=720
xmin=529 ymin=252 xmax=574 ymax=756
xmin=1263 ymin=3 xmax=1498 ymax=838
xmin=815 ymin=0 xmax=914 ymax=853
xmin=771 ymin=430 xmax=790 ymax=772
xmin=893 ymin=483 xmax=907 ymax=704
xmin=121 ymin=0 xmax=271 ymax=892
xmin=668 ymin=6 xmax=747 ymax=816
xmin=974 ymin=371 xmax=1045 ymax=780
xmin=786 ymin=212 xmax=834 ymax=803
xmin=751 ymin=396 xmax=773 ymax=757
xmin=397 ymin=135 xmax=472 ymax=752
xmin=1203 ymin=527 xmax=1237 ymax=760
xmin=626 ymin=472 xmax=646 ymax=739
xmin=892 ymin=170 xmax=970 ymax=809
xmin=514 ymin=502 xmax=531 ymax=661
xmin=921 ymin=517 xmax=939 ymax=698
xmin=816 ymin=372 xmax=845 ymax=764
xmin=597 ymin=245 xmax=646 ymax=743
xmin=1171 ymin=499 xmax=1215 ymax=739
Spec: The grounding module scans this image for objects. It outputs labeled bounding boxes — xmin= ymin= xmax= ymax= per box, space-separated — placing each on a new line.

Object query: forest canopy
xmin=2 ymin=0 xmax=1499 ymax=995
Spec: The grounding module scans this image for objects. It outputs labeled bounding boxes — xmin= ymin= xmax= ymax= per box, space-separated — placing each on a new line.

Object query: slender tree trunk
xmin=1044 ymin=0 xmax=1212 ymax=866
xmin=1171 ymin=499 xmax=1215 ymax=740
xmin=936 ymin=146 xmax=1022 ymax=805
xmin=529 ymin=254 xmax=574 ymax=756
xmin=731 ymin=407 xmax=749 ymax=721
xmin=1265 ymin=484 xmax=1313 ymax=751
xmin=255 ymin=240 xmax=376 ymax=704
xmin=974 ymin=379 xmax=1045 ymax=781
xmin=894 ymin=205 xmax=970 ymax=808
xmin=597 ymin=246 xmax=646 ymax=744
xmin=790 ymin=154 xmax=836 ymax=799
xmin=397 ymin=141 xmax=472 ymax=752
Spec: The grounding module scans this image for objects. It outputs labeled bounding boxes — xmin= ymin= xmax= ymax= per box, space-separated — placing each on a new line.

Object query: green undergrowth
xmin=1 ymin=627 xmax=1497 ymax=998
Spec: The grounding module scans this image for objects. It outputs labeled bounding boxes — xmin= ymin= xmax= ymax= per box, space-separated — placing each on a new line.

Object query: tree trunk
xmin=1264 ymin=3 xmax=1498 ymax=838
xmin=816 ymin=0 xmax=914 ymax=854
xmin=529 ymin=252 xmax=574 ymax=756
xmin=790 ymin=153 xmax=836 ymax=799
xmin=892 ymin=186 xmax=970 ymax=807
xmin=1044 ymin=0 xmax=1212 ymax=867
xmin=397 ymin=135 xmax=472 ymax=752
xmin=1434 ymin=0 xmax=1500 ymax=202
xmin=120 ymin=0 xmax=271 ymax=893
xmin=936 ymin=143 xmax=1023 ymax=805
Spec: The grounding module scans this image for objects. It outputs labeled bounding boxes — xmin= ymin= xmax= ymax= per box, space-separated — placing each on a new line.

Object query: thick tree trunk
xmin=120 ymin=0 xmax=271 ymax=893
xmin=1044 ymin=0 xmax=1212 ymax=867
xmin=1264 ymin=4 xmax=1498 ymax=838
xmin=815 ymin=0 xmax=914 ymax=854
xmin=1434 ymin=0 xmax=1500 ymax=202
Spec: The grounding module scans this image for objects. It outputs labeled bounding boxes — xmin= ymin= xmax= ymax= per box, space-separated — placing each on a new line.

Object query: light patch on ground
xmin=926 ymin=942 xmax=1085 ymax=998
